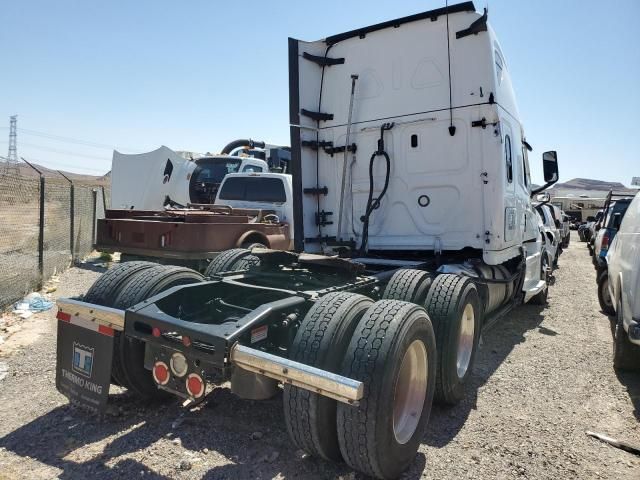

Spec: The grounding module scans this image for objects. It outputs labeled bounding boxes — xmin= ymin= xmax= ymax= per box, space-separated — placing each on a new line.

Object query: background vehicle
xmin=560 ymin=211 xmax=571 ymax=247
xmin=110 ymin=139 xmax=290 ymax=210
xmin=55 ymin=4 xmax=559 ymax=479
xmin=592 ymin=193 xmax=633 ymax=275
xmin=603 ymin=192 xmax=640 ymax=369
xmin=96 ymin=173 xmax=294 ymax=271
xmin=535 ymin=203 xmax=561 ymax=267
xmin=586 ymin=210 xmax=603 ymax=253
xmin=578 ymin=217 xmax=595 ymax=242
xmin=535 ymin=208 xmax=558 ymax=274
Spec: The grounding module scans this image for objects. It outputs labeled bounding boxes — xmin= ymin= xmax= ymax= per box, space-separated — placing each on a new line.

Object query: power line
xmin=0 ymin=140 xmax=111 ymax=162
xmin=0 ymin=126 xmax=142 ymax=152
xmin=18 ymin=156 xmax=109 ymax=174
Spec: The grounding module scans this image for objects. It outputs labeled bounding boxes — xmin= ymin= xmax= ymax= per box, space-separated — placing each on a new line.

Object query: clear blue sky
xmin=1 ymin=0 xmax=638 ymax=185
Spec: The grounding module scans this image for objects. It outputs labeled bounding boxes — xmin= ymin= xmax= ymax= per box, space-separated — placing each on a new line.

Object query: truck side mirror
xmin=612 ymin=212 xmax=622 ymax=230
xmin=542 ymin=151 xmax=558 ymax=183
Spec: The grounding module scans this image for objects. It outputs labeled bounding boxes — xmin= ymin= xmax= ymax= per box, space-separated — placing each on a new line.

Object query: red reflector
xmin=153 ymin=361 xmax=170 ymax=385
xmin=98 ymin=325 xmax=114 ymax=337
xmin=152 ymin=327 xmax=161 ymax=338
xmin=182 ymin=335 xmax=192 ymax=347
xmin=186 ymin=373 xmax=204 ymax=398
xmin=57 ymin=311 xmax=71 ymax=322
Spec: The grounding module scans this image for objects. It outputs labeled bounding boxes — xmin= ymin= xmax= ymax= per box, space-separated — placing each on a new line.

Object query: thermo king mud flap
xmin=55 ymin=311 xmax=114 ymax=413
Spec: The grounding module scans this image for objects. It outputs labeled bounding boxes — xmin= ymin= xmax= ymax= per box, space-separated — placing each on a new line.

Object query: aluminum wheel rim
xmin=393 ymin=339 xmax=428 ymax=445
xmin=457 ymin=303 xmax=475 ymax=379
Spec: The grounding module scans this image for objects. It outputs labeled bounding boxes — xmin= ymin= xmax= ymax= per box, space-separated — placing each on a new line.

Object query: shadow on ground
xmin=603 ymin=316 xmax=640 ymax=422
xmin=0 ymin=304 xmax=546 ymax=479
xmin=74 ymin=259 xmax=109 ymax=274
xmin=424 ymin=303 xmax=546 ymax=448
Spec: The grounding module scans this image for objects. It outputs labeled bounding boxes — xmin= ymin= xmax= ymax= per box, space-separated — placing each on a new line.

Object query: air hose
xmin=359 ymin=122 xmax=394 ymax=255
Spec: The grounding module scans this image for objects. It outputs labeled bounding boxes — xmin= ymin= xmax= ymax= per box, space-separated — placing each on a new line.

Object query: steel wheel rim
xmin=457 ymin=303 xmax=475 ymax=379
xmin=601 ymin=277 xmax=612 ymax=308
xmin=393 ymin=339 xmax=428 ymax=445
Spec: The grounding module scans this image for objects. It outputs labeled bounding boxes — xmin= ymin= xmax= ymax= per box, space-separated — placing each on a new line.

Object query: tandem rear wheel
xmin=384 ymin=269 xmax=483 ymax=406
xmin=204 ymin=248 xmax=260 ymax=276
xmin=424 ymin=274 xmax=482 ymax=405
xmin=84 ymin=262 xmax=204 ymax=400
xmin=284 ymin=295 xmax=437 ymax=479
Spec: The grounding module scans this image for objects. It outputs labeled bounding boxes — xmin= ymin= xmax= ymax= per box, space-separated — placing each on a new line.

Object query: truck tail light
xmin=601 ymin=232 xmax=610 ymax=251
xmin=153 ymin=361 xmax=170 ymax=385
xmin=186 ymin=373 xmax=205 ymax=398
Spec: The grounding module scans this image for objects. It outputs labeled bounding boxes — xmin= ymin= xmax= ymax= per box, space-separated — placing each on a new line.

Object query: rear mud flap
xmin=55 ymin=315 xmax=114 ymax=413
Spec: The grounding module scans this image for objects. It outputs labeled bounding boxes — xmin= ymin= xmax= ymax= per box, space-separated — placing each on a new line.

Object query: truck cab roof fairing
xmin=323 ymin=2 xmax=476 ymax=46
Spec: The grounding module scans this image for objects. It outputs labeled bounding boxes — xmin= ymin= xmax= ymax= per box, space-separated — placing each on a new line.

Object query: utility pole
xmin=2 ymin=115 xmax=19 ymax=176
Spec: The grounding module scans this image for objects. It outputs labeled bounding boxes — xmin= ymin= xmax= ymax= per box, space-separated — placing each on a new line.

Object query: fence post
xmin=101 ymin=185 xmax=107 ymax=212
xmin=58 ymin=171 xmax=75 ymax=264
xmin=21 ymin=158 xmax=45 ymax=288
xmin=91 ymin=188 xmax=97 ymax=246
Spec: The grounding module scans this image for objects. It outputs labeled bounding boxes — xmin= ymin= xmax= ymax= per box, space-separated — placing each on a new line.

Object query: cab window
xmin=219 ymin=177 xmax=286 ymax=203
xmin=504 ymin=135 xmax=513 ymax=183
xmin=242 ymin=164 xmax=264 ymax=173
xmin=522 ymin=146 xmax=531 ymax=187
xmin=495 ymin=50 xmax=504 ymax=85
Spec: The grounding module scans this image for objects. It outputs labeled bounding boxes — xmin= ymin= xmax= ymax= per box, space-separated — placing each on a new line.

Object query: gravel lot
xmin=0 ymin=233 xmax=638 ymax=479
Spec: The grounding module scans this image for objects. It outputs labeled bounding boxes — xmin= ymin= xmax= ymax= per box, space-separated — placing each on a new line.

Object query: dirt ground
xmin=0 ymin=233 xmax=638 ymax=479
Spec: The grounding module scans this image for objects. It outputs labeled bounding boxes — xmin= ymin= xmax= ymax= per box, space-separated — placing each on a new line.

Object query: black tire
xmin=83 ymin=261 xmax=156 ymax=386
xmin=84 ymin=261 xmax=156 ymax=306
xmin=203 ymin=248 xmax=260 ymax=276
xmin=382 ymin=269 xmax=433 ymax=305
xmin=241 ymin=242 xmax=268 ymax=250
xmin=112 ymin=265 xmax=204 ymax=399
xmin=597 ymin=271 xmax=615 ymax=315
xmin=424 ymin=274 xmax=482 ymax=405
xmin=530 ymin=251 xmax=551 ymax=306
xmin=283 ymin=292 xmax=373 ymax=461
xmin=613 ymin=298 xmax=640 ymax=370
xmin=336 ymin=300 xmax=436 ymax=480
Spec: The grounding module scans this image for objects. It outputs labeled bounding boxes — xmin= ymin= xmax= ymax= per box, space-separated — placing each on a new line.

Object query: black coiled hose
xmin=359 ymin=123 xmax=394 ymax=255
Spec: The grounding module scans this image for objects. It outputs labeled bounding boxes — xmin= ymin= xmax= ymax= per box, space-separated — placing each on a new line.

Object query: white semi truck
xmin=54 ymin=3 xmax=558 ymax=479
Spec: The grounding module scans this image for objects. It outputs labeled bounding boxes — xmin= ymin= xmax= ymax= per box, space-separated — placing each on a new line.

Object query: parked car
xmin=535 ymin=203 xmax=561 ymax=267
xmin=578 ymin=220 xmax=591 ymax=241
xmin=559 ymin=210 xmax=571 ymax=248
xmin=601 ymin=191 xmax=640 ymax=369
xmin=592 ymin=197 xmax=632 ymax=276
xmin=587 ymin=210 xmax=604 ymax=254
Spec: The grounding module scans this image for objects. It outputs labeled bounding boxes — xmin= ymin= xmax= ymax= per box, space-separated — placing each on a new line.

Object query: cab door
xmin=501 ymin=120 xmax=517 ymax=244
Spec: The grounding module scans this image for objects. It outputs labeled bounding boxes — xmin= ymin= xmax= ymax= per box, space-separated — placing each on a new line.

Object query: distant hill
xmin=548 ymin=178 xmax=637 ymax=199
xmin=550 ymin=178 xmax=631 ymax=192
xmin=0 ymin=160 xmax=109 ymax=186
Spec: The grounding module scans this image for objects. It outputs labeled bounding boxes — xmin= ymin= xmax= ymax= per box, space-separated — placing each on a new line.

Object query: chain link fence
xmin=0 ymin=161 xmax=109 ymax=309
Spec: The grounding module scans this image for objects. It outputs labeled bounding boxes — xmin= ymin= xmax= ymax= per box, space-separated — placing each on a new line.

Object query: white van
xmin=606 ymin=191 xmax=640 ymax=369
